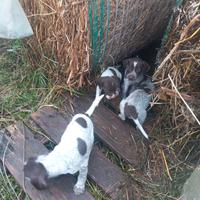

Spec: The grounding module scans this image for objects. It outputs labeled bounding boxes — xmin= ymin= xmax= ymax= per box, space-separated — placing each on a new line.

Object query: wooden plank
xmin=31 ymin=107 xmax=134 ymax=199
xmin=89 ymin=149 xmax=135 ymax=200
xmin=70 ymin=96 xmax=148 ymax=167
xmin=0 ymin=123 xmax=94 ymax=200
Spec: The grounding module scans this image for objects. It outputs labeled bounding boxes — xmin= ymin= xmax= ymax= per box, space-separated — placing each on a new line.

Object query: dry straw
xmin=21 ymin=0 xmax=175 ymax=90
xmin=154 ymin=0 xmax=200 ymax=154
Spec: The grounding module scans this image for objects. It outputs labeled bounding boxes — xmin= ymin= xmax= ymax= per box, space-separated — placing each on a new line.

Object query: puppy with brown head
xmin=96 ymin=66 xmax=122 ymax=100
xmin=122 ymin=57 xmax=150 ymax=98
xmin=24 ymin=157 xmax=48 ymax=190
xmin=24 ymin=94 xmax=104 ymax=195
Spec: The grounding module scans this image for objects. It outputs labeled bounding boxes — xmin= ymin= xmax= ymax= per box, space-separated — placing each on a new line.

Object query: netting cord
xmin=88 ymin=0 xmax=110 ymax=69
xmin=156 ymin=0 xmax=185 ymax=63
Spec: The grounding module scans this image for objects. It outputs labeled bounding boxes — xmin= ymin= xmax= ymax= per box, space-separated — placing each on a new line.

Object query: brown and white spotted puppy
xmin=96 ymin=66 xmax=122 ymax=100
xmin=24 ymin=94 xmax=104 ymax=195
xmin=119 ymin=78 xmax=154 ymax=139
xmin=122 ymin=57 xmax=150 ymax=98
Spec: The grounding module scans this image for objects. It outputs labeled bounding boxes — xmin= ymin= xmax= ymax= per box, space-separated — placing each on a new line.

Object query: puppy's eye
xmin=135 ymin=66 xmax=141 ymax=74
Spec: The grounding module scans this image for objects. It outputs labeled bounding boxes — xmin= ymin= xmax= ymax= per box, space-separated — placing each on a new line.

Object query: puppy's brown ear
xmin=24 ymin=157 xmax=37 ymax=174
xmin=96 ymin=77 xmax=104 ymax=87
xmin=140 ymin=61 xmax=150 ymax=73
xmin=31 ymin=170 xmax=48 ymax=190
xmin=24 ymin=157 xmax=48 ymax=190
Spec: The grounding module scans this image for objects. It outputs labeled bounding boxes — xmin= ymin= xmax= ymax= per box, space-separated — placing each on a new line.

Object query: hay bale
xmin=21 ymin=0 xmax=175 ymax=89
xmin=153 ymin=0 xmax=200 ymax=160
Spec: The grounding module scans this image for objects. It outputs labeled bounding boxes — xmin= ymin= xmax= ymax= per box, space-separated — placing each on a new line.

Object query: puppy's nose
xmin=106 ymin=95 xmax=112 ymax=99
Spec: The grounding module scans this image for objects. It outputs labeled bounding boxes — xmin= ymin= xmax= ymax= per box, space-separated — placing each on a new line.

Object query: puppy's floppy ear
xmin=112 ymin=76 xmax=121 ymax=86
xmin=24 ymin=157 xmax=48 ymax=190
xmin=24 ymin=157 xmax=37 ymax=173
xmin=31 ymin=170 xmax=48 ymax=190
xmin=140 ymin=61 xmax=150 ymax=73
xmin=96 ymin=77 xmax=104 ymax=87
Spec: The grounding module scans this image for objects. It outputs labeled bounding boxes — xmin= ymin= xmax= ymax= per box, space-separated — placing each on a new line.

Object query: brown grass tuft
xmin=154 ymin=0 xmax=200 ymax=163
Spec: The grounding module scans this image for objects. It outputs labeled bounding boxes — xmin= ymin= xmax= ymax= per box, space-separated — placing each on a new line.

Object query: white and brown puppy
xmin=119 ymin=78 xmax=154 ymax=139
xmin=96 ymin=66 xmax=122 ymax=100
xmin=122 ymin=57 xmax=150 ymax=98
xmin=24 ymin=94 xmax=104 ymax=195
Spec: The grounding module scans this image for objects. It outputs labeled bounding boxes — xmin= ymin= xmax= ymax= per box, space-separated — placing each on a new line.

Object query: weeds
xmin=0 ymin=40 xmax=54 ymax=129
xmin=0 ymin=39 xmax=55 ymax=200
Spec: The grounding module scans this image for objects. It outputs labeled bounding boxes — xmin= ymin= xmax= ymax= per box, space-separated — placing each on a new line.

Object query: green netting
xmin=88 ymin=0 xmax=184 ymax=69
xmin=159 ymin=0 xmax=185 ymax=49
xmin=88 ymin=0 xmax=110 ymax=69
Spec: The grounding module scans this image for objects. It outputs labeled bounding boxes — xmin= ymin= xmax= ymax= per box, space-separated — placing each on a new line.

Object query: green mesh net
xmin=88 ymin=0 xmax=184 ymax=69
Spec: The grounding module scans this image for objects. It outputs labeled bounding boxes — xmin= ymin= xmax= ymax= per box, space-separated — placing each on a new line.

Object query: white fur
xmin=122 ymin=58 xmax=149 ymax=98
xmin=35 ymin=94 xmax=104 ymax=195
xmin=101 ymin=67 xmax=122 ymax=80
xmin=119 ymin=89 xmax=152 ymax=139
xmin=36 ymin=114 xmax=94 ymax=177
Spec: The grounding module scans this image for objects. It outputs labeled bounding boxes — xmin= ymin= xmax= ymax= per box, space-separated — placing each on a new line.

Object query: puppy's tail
xmin=85 ymin=94 xmax=104 ymax=117
xmin=133 ymin=118 xmax=149 ymax=139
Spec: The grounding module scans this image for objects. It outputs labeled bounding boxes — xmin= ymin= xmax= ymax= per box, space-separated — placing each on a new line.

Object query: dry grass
xmin=21 ymin=0 xmax=90 ymax=89
xmin=154 ymin=0 xmax=200 ymax=155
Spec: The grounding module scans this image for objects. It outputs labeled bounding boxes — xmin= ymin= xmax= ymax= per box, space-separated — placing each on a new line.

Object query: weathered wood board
xmin=0 ymin=124 xmax=94 ymax=200
xmin=31 ymin=106 xmax=134 ymax=199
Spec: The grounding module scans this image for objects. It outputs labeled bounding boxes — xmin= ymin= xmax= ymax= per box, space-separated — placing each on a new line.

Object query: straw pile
xmin=153 ymin=0 xmax=200 ymax=161
xmin=128 ymin=3 xmax=200 ymax=197
xmin=21 ymin=0 xmax=89 ymax=89
xmin=21 ymin=0 xmax=175 ymax=89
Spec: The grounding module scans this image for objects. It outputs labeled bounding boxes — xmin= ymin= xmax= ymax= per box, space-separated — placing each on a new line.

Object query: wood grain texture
xmin=31 ymin=106 xmax=134 ymax=199
xmin=0 ymin=123 xmax=94 ymax=200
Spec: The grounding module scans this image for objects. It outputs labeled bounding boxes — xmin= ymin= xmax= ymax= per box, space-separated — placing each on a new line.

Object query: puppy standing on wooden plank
xmin=96 ymin=66 xmax=122 ymax=100
xmin=24 ymin=94 xmax=104 ymax=195
xmin=119 ymin=78 xmax=155 ymax=139
xmin=122 ymin=57 xmax=150 ymax=98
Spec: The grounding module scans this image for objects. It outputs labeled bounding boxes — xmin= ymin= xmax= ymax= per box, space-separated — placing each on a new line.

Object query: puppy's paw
xmin=73 ymin=184 xmax=85 ymax=195
xmin=118 ymin=113 xmax=125 ymax=121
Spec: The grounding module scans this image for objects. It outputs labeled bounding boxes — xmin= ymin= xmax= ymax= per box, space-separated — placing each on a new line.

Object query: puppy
xmin=96 ymin=66 xmax=122 ymax=100
xmin=24 ymin=94 xmax=104 ymax=195
xmin=119 ymin=78 xmax=154 ymax=139
xmin=122 ymin=57 xmax=150 ymax=98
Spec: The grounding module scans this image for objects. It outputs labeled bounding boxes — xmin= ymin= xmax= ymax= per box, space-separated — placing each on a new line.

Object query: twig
xmin=24 ymin=121 xmax=53 ymax=143
xmin=168 ymin=74 xmax=200 ymax=125
xmin=27 ymin=12 xmax=57 ymax=17
xmin=175 ymin=26 xmax=200 ymax=45
xmin=177 ymin=49 xmax=200 ymax=53
xmin=160 ymin=149 xmax=172 ymax=181
xmin=168 ymin=130 xmax=199 ymax=147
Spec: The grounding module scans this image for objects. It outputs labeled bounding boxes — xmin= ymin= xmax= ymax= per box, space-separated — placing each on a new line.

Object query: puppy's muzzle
xmin=106 ymin=91 xmax=119 ymax=99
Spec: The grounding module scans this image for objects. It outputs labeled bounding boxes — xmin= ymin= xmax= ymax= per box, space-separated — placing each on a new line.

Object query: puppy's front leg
xmin=95 ymin=85 xmax=102 ymax=98
xmin=73 ymin=166 xmax=88 ymax=195
xmin=118 ymin=113 xmax=125 ymax=121
xmin=119 ymin=100 xmax=126 ymax=121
